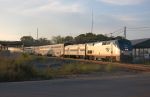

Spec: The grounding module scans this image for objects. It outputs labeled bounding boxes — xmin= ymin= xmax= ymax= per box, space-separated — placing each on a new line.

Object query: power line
xmin=103 ymin=26 xmax=150 ymax=39
xmin=128 ymin=27 xmax=150 ymax=29
xmin=128 ymin=26 xmax=150 ymax=28
xmin=127 ymin=29 xmax=150 ymax=31
xmin=113 ymin=29 xmax=124 ymax=35
xmin=106 ymin=27 xmax=124 ymax=37
xmin=127 ymin=27 xmax=150 ymax=31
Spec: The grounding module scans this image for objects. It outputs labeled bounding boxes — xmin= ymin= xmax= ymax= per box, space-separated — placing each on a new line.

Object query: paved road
xmin=0 ymin=73 xmax=150 ymax=97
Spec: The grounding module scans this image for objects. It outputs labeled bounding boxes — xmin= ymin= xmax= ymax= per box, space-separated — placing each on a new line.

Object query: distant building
xmin=0 ymin=44 xmax=8 ymax=51
xmin=131 ymin=38 xmax=150 ymax=63
xmin=0 ymin=41 xmax=23 ymax=52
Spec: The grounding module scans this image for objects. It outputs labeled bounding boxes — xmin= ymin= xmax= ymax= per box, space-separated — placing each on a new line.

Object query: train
xmin=24 ymin=39 xmax=133 ymax=62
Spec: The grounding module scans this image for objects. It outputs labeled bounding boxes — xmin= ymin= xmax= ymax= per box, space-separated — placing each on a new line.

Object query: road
xmin=0 ymin=73 xmax=150 ymax=97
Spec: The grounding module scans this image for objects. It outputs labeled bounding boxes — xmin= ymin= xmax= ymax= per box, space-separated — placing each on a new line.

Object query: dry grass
xmin=0 ymin=53 xmax=118 ymax=82
xmin=0 ymin=53 xmax=47 ymax=82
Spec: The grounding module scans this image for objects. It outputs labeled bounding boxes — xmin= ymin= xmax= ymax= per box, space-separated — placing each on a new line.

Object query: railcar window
xmin=51 ymin=46 xmax=61 ymax=48
xmin=87 ymin=50 xmax=92 ymax=54
xmin=70 ymin=49 xmax=78 ymax=51
xmin=80 ymin=49 xmax=85 ymax=51
xmin=88 ymin=43 xmax=94 ymax=46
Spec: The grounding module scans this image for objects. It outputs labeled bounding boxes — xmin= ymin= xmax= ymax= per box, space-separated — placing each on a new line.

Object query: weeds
xmin=0 ymin=54 xmax=42 ymax=82
xmin=0 ymin=54 xmax=118 ymax=82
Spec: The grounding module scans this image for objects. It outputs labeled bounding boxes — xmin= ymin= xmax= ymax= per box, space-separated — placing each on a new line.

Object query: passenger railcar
xmin=34 ymin=45 xmax=51 ymax=56
xmin=50 ymin=44 xmax=64 ymax=57
xmin=24 ymin=44 xmax=64 ymax=57
xmin=8 ymin=47 xmax=23 ymax=53
xmin=24 ymin=47 xmax=34 ymax=54
xmin=64 ymin=44 xmax=85 ymax=58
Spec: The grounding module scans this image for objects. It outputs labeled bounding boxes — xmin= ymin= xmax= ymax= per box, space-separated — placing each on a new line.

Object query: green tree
xmin=38 ymin=38 xmax=51 ymax=45
xmin=52 ymin=36 xmax=64 ymax=44
xmin=74 ymin=34 xmax=86 ymax=44
xmin=20 ymin=36 xmax=34 ymax=46
xmin=115 ymin=36 xmax=124 ymax=40
xmin=96 ymin=34 xmax=109 ymax=41
xmin=85 ymin=33 xmax=97 ymax=42
xmin=64 ymin=36 xmax=74 ymax=43
xmin=75 ymin=33 xmax=97 ymax=44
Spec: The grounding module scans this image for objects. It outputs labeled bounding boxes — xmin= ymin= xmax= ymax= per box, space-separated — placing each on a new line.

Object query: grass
xmin=0 ymin=53 xmax=119 ymax=82
xmin=105 ymin=64 xmax=117 ymax=72
xmin=59 ymin=63 xmax=102 ymax=74
xmin=42 ymin=63 xmax=118 ymax=78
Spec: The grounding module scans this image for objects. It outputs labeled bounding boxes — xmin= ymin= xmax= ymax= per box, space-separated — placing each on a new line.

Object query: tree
xmin=115 ymin=36 xmax=124 ymax=40
xmin=20 ymin=36 xmax=34 ymax=42
xmin=64 ymin=36 xmax=74 ymax=43
xmin=96 ymin=34 xmax=109 ymax=41
xmin=20 ymin=36 xmax=34 ymax=46
xmin=85 ymin=33 xmax=97 ymax=42
xmin=51 ymin=36 xmax=64 ymax=44
xmin=74 ymin=34 xmax=86 ymax=44
xmin=74 ymin=33 xmax=97 ymax=44
xmin=38 ymin=38 xmax=51 ymax=45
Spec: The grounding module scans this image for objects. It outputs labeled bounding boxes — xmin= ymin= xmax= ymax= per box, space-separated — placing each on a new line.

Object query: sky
xmin=0 ymin=0 xmax=150 ymax=41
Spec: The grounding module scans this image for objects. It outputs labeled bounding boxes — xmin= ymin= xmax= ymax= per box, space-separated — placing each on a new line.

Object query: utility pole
xmin=37 ymin=28 xmax=39 ymax=41
xmin=91 ymin=8 xmax=94 ymax=33
xmin=110 ymin=33 xmax=113 ymax=62
xmin=124 ymin=26 xmax=127 ymax=39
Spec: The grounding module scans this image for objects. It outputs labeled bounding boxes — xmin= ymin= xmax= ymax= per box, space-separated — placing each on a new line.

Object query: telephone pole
xmin=91 ymin=8 xmax=94 ymax=33
xmin=37 ymin=28 xmax=39 ymax=40
xmin=110 ymin=33 xmax=113 ymax=62
xmin=124 ymin=26 xmax=127 ymax=39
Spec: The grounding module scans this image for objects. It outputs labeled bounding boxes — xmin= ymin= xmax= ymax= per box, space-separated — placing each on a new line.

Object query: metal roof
xmin=130 ymin=38 xmax=150 ymax=48
xmin=0 ymin=41 xmax=23 ymax=46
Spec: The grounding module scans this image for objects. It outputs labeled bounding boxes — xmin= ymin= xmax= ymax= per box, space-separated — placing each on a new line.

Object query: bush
xmin=0 ymin=55 xmax=44 ymax=82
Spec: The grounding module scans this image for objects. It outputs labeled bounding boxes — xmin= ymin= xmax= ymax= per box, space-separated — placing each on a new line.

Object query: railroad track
xmin=49 ymin=57 xmax=150 ymax=72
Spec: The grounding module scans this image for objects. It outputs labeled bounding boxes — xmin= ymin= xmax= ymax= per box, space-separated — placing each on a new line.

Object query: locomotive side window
xmin=102 ymin=42 xmax=111 ymax=45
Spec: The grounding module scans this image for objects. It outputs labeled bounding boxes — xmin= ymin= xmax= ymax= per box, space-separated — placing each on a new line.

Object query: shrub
xmin=0 ymin=55 xmax=42 ymax=82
